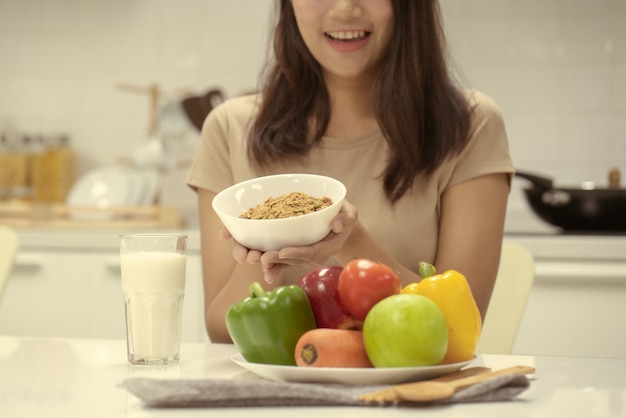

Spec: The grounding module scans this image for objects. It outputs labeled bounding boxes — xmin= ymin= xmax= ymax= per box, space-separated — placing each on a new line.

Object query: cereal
xmin=239 ymin=192 xmax=333 ymax=220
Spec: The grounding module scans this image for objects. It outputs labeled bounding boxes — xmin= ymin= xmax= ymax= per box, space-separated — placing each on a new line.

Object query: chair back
xmin=477 ymin=243 xmax=535 ymax=354
xmin=0 ymin=225 xmax=19 ymax=302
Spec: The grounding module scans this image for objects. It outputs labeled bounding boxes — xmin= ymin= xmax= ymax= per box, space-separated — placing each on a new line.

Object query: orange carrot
xmin=294 ymin=329 xmax=373 ymax=368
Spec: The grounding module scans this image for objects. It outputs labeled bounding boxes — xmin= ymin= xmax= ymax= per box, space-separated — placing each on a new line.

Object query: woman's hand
xmin=261 ymin=200 xmax=358 ymax=283
xmin=218 ymin=226 xmax=264 ymax=264
xmin=220 ymin=201 xmax=358 ymax=284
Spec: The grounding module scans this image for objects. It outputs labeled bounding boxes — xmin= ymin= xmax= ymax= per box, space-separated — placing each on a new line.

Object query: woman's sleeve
xmin=185 ymin=102 xmax=235 ymax=194
xmin=447 ymin=90 xmax=515 ymax=189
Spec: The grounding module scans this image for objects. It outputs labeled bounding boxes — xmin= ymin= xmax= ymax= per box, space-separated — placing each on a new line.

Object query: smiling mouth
xmin=325 ymin=30 xmax=370 ymax=41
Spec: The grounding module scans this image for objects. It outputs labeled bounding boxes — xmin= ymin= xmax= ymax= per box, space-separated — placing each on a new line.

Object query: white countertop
xmin=14 ymin=229 xmax=202 ymax=252
xmin=14 ymin=227 xmax=626 ymax=261
xmin=10 ymin=204 xmax=626 ymax=257
xmin=1 ymin=335 xmax=625 ymax=417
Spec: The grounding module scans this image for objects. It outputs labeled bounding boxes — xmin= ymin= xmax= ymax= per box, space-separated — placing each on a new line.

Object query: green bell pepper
xmin=225 ymin=281 xmax=317 ymax=366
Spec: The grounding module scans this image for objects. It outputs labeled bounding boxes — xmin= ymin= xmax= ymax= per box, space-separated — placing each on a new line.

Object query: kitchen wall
xmin=442 ymin=0 xmax=626 ymax=223
xmin=1 ymin=0 xmax=624 ymax=225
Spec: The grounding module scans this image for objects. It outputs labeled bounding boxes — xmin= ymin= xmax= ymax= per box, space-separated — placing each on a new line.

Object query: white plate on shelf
xmin=66 ymin=166 xmax=146 ymax=220
xmin=120 ymin=167 xmax=146 ymax=207
xmin=230 ymin=353 xmax=475 ymax=385
xmin=67 ymin=166 xmax=132 ymax=208
xmin=134 ymin=168 xmax=161 ymax=206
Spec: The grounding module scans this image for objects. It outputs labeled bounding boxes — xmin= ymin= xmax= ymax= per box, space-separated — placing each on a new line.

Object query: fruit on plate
xmin=363 ymin=293 xmax=448 ymax=367
xmin=294 ymin=328 xmax=373 ymax=368
xmin=403 ymin=263 xmax=482 ymax=364
xmin=225 ymin=282 xmax=317 ymax=366
xmin=297 ymin=265 xmax=362 ymax=330
xmin=337 ymin=258 xmax=401 ymax=321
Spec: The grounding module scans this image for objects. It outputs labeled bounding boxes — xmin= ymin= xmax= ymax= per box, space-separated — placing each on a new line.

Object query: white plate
xmin=66 ymin=166 xmax=155 ymax=220
xmin=134 ymin=168 xmax=161 ymax=206
xmin=231 ymin=353 xmax=475 ymax=385
xmin=67 ymin=166 xmax=137 ymax=208
xmin=120 ymin=167 xmax=146 ymax=206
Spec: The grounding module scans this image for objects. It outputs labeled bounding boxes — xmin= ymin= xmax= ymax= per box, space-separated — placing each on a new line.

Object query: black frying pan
xmin=515 ymin=169 xmax=626 ymax=232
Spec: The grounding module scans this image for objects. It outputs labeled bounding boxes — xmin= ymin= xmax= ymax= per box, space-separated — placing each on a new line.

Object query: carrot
xmin=294 ymin=329 xmax=373 ymax=368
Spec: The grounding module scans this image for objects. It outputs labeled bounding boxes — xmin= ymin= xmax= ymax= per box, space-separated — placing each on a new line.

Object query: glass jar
xmin=30 ymin=134 xmax=76 ymax=203
xmin=0 ymin=132 xmax=31 ymax=201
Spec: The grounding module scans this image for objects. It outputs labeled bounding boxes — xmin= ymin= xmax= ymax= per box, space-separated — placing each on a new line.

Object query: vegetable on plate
xmin=226 ymin=282 xmax=317 ymax=366
xmin=296 ymin=265 xmax=362 ymax=330
xmin=402 ymin=262 xmax=482 ymax=363
xmin=337 ymin=258 xmax=401 ymax=321
xmin=294 ymin=328 xmax=373 ymax=368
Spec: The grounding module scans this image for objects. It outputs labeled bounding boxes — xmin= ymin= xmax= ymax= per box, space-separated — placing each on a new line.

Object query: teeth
xmin=326 ymin=30 xmax=367 ymax=40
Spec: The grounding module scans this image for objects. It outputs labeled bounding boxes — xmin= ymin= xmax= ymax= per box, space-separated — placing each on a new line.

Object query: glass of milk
xmin=120 ymin=234 xmax=188 ymax=365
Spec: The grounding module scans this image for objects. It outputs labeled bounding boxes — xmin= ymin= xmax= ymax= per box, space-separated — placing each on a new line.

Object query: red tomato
xmin=337 ymin=259 xmax=401 ymax=321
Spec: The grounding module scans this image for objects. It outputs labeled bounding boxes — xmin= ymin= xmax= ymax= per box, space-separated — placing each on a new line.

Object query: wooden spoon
xmin=392 ymin=365 xmax=535 ymax=403
xmin=358 ymin=366 xmax=492 ymax=403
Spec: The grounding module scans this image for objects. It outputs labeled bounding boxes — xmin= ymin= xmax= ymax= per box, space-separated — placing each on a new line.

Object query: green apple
xmin=363 ymin=294 xmax=448 ymax=367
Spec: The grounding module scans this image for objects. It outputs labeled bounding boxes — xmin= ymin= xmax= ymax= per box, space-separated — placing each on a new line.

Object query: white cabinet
xmin=505 ymin=235 xmax=626 ymax=359
xmin=513 ymin=262 xmax=626 ymax=359
xmin=0 ymin=231 xmax=206 ymax=343
xmin=0 ymin=250 xmax=92 ymax=337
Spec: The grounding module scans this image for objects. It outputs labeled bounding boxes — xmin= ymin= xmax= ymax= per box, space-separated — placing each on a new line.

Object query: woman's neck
xmin=324 ymin=74 xmax=379 ymax=140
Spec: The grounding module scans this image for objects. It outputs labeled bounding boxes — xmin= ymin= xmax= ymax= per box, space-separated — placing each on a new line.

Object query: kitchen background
xmin=1 ymin=1 xmax=625 ymax=357
xmin=1 ymin=0 xmax=625 ymax=227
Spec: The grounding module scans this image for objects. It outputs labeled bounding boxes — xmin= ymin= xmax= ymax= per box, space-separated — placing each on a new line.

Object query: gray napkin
xmin=123 ymin=373 xmax=531 ymax=408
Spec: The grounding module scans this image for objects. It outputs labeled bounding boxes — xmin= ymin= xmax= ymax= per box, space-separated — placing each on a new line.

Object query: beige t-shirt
xmin=186 ymin=90 xmax=514 ymax=284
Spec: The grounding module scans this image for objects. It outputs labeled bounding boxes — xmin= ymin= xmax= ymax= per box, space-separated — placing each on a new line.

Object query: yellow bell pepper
xmin=401 ymin=263 xmax=481 ymax=364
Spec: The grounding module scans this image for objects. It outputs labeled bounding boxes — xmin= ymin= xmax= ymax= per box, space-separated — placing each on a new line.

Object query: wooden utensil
xmin=358 ymin=366 xmax=492 ymax=403
xmin=359 ymin=365 xmax=535 ymax=404
xmin=395 ymin=365 xmax=534 ymax=403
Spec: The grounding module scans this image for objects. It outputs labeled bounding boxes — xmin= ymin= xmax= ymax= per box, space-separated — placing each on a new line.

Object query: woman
xmin=187 ymin=0 xmax=514 ymax=343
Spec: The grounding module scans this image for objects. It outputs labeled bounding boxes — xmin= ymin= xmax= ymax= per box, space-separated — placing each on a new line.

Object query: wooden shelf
xmin=0 ymin=202 xmax=183 ymax=229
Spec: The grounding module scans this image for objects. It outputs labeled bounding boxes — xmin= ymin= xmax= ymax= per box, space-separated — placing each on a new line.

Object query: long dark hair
xmin=248 ymin=0 xmax=471 ymax=204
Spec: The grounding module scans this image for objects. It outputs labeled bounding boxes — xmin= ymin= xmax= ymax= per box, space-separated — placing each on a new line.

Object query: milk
xmin=121 ymin=251 xmax=186 ymax=364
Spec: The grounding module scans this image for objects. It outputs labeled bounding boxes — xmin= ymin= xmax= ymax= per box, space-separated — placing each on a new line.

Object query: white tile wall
xmin=0 ymin=0 xmax=274 ymax=174
xmin=440 ymin=0 xmax=626 ymax=216
xmin=1 ymin=0 xmax=625 ymax=222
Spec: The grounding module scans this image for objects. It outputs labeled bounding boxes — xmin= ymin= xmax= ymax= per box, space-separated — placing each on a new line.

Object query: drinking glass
xmin=120 ymin=234 xmax=187 ymax=365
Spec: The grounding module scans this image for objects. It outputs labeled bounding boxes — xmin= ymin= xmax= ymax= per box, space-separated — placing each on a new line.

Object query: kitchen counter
xmin=503 ymin=233 xmax=626 ymax=263
xmin=8 ymin=225 xmax=626 ymax=358
xmin=10 ymin=201 xmax=626 ymax=252
xmin=1 ymin=229 xmax=207 ymax=342
xmin=14 ymin=227 xmax=626 ymax=268
xmin=502 ymin=217 xmax=626 ymax=359
xmin=1 ymin=335 xmax=625 ymax=417
xmin=14 ymin=228 xmax=202 ymax=252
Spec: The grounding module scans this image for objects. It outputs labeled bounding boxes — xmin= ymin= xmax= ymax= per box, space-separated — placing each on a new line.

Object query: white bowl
xmin=212 ymin=174 xmax=346 ymax=252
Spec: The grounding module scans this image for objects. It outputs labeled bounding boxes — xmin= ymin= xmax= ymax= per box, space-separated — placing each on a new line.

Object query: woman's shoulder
xmin=443 ymin=89 xmax=513 ymax=187
xmin=220 ymin=92 xmax=261 ymax=110
xmin=459 ymin=89 xmax=507 ymax=140
xmin=205 ymin=92 xmax=261 ymax=127
xmin=462 ymin=89 xmax=504 ymax=120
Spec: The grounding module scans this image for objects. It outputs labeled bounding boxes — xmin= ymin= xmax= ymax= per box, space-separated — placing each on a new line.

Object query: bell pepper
xmin=401 ymin=262 xmax=482 ymax=364
xmin=225 ymin=281 xmax=317 ymax=366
